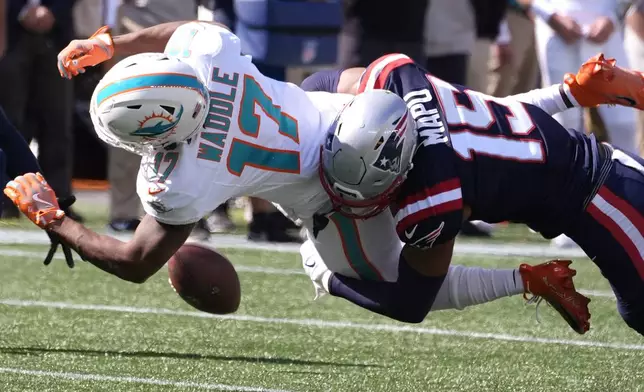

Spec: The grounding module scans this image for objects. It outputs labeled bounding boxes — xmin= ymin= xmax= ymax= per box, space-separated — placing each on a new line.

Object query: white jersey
xmin=137 ymin=22 xmax=350 ymax=224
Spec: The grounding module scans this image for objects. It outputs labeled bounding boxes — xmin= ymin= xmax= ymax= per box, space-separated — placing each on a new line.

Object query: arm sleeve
xmin=505 ymin=83 xmax=576 ymax=116
xmin=0 ymin=107 xmax=41 ymax=178
xmin=329 ymin=253 xmax=447 ymax=323
xmin=300 ymin=69 xmax=345 ymax=93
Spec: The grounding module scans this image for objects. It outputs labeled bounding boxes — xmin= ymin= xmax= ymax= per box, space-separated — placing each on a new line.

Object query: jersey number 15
xmin=428 ymin=75 xmax=544 ymax=163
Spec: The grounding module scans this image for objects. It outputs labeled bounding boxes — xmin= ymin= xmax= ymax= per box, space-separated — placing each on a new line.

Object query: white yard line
xmin=0 ymin=228 xmax=589 ymax=258
xmin=0 ymin=298 xmax=640 ymax=351
xmin=0 ymin=367 xmax=291 ymax=392
xmin=0 ymin=249 xmax=617 ymax=298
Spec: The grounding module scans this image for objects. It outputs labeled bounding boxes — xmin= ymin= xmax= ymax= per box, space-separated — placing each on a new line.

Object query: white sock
xmin=431 ymin=265 xmax=524 ymax=311
xmin=562 ymin=83 xmax=579 ymax=107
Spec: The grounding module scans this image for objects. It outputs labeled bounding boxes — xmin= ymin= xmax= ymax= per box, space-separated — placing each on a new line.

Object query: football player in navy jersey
xmin=304 ymin=53 xmax=644 ymax=336
xmin=0 ymin=107 xmax=78 ymax=267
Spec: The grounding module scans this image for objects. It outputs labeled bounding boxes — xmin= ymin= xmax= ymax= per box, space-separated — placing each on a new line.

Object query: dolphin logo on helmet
xmin=132 ymin=105 xmax=184 ymax=137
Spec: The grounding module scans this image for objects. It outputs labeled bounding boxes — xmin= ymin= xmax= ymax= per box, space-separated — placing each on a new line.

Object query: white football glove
xmin=300 ymin=240 xmax=333 ymax=300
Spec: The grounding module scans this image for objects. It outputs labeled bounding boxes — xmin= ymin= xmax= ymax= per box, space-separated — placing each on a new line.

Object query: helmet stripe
xmin=96 ymin=73 xmax=208 ymax=106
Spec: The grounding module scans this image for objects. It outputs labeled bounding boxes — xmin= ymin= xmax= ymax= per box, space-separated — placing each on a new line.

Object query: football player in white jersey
xmin=6 ymin=21 xmax=629 ymax=331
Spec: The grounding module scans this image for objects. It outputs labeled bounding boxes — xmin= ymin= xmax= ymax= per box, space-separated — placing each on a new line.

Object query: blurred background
xmin=1 ymin=0 xmax=643 ymax=248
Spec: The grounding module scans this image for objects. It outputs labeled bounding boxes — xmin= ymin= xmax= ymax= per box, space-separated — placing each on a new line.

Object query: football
xmin=168 ymin=243 xmax=241 ymax=314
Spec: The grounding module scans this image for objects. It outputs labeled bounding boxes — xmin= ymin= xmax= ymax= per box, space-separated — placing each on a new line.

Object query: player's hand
xmin=492 ymin=43 xmax=513 ymax=72
xmin=57 ymin=26 xmax=114 ymax=79
xmin=586 ymin=17 xmax=614 ymax=44
xmin=20 ymin=6 xmax=55 ymax=34
xmin=548 ymin=13 xmax=583 ymax=44
xmin=300 ymin=241 xmax=333 ymax=300
xmin=44 ymin=196 xmax=83 ymax=268
xmin=3 ymin=172 xmax=65 ymax=229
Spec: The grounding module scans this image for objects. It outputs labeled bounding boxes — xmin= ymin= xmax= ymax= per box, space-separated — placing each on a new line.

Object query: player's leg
xmin=0 ymin=146 xmax=6 ymax=210
xmin=301 ymin=210 xmax=564 ymax=315
xmin=0 ymin=37 xmax=32 ymax=219
xmin=566 ymin=150 xmax=644 ymax=335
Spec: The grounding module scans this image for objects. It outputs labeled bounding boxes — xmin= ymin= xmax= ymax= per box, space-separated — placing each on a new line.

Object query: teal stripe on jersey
xmin=329 ymin=213 xmax=383 ymax=281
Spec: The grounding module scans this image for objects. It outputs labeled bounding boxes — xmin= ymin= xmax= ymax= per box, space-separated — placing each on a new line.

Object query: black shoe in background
xmin=108 ymin=218 xmax=141 ymax=232
xmin=247 ymin=212 xmax=303 ymax=243
xmin=189 ymin=218 xmax=211 ymax=241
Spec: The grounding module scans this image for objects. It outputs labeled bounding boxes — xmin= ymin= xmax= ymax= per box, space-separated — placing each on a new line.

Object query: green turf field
xmin=0 ymin=242 xmax=642 ymax=392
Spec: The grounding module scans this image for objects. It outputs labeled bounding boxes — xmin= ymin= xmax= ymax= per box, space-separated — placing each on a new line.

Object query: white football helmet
xmin=320 ymin=90 xmax=417 ymax=219
xmin=90 ymin=53 xmax=209 ymax=155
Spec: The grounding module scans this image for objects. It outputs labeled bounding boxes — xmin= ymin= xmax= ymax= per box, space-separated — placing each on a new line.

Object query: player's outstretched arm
xmin=57 ymin=21 xmax=230 ymax=79
xmin=50 ymin=214 xmax=194 ymax=283
xmin=3 ymin=173 xmax=193 ymax=283
xmin=325 ymin=240 xmax=454 ymax=323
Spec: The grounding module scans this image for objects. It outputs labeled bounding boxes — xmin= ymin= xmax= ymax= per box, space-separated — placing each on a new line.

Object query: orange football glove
xmin=3 ymin=173 xmax=65 ymax=229
xmin=57 ymin=26 xmax=114 ymax=79
xmin=564 ymin=53 xmax=644 ymax=109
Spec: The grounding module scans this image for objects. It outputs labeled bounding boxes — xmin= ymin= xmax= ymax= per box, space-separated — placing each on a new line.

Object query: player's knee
xmin=618 ymin=301 xmax=644 ymax=336
xmin=393 ymin=307 xmax=429 ymax=324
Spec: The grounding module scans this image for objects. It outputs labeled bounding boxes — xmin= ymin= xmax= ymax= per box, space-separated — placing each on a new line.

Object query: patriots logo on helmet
xmin=132 ymin=105 xmax=184 ymax=137
xmin=371 ymin=113 xmax=408 ymax=174
xmin=324 ymin=132 xmax=335 ymax=151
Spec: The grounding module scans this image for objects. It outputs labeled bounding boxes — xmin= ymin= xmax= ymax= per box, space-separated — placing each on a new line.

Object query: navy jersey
xmin=359 ymin=54 xmax=612 ymax=248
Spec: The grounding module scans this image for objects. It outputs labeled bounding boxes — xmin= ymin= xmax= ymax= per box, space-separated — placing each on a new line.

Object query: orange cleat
xmin=565 ymin=53 xmax=644 ymax=109
xmin=519 ymin=259 xmax=591 ymax=334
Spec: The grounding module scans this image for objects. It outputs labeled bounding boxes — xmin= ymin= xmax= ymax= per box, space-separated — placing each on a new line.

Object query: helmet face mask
xmin=320 ymin=90 xmax=417 ymax=219
xmin=90 ymin=53 xmax=209 ymax=156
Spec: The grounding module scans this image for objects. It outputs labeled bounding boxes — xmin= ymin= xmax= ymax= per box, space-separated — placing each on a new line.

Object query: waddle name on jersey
xmin=197 ymin=67 xmax=240 ymax=162
xmin=403 ymin=89 xmax=447 ymax=147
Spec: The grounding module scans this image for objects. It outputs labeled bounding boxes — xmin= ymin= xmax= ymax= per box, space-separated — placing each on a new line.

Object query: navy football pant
xmin=0 ymin=147 xmax=5 ymax=210
xmin=567 ymin=149 xmax=644 ymax=335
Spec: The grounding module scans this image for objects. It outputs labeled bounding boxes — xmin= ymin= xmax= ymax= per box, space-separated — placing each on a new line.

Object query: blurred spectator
xmin=625 ymin=0 xmax=644 ymax=154
xmin=423 ymin=0 xmax=474 ymax=85
xmin=530 ymin=0 xmax=638 ymax=154
xmin=338 ymin=0 xmax=429 ymax=67
xmin=467 ymin=0 xmax=508 ymax=92
xmin=488 ymin=1 xmax=539 ymax=96
xmin=0 ymin=0 xmax=78 ymax=220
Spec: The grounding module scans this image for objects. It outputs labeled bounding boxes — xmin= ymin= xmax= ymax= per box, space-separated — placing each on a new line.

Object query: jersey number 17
xmin=227 ymin=76 xmax=301 ymax=176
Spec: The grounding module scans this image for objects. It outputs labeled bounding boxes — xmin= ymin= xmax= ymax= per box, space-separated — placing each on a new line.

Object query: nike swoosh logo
xmin=404 ymin=225 xmax=418 ymax=239
xmin=304 ymin=259 xmax=316 ymax=268
xmin=32 ymin=193 xmax=54 ymax=209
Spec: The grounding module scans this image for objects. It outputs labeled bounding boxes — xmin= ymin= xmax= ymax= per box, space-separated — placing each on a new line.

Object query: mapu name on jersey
xmin=403 ymin=88 xmax=448 ymax=147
